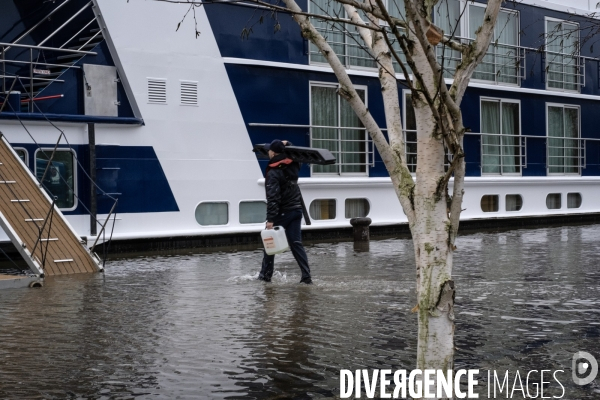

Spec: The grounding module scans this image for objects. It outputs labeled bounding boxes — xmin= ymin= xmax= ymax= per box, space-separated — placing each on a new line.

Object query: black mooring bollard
xmin=350 ymin=217 xmax=371 ymax=252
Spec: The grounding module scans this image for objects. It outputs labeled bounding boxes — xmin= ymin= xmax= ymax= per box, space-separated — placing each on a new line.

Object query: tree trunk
xmin=412 ymin=96 xmax=456 ymax=397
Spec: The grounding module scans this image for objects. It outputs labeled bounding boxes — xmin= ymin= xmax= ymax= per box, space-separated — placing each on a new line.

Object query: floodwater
xmin=1 ymin=224 xmax=600 ymax=399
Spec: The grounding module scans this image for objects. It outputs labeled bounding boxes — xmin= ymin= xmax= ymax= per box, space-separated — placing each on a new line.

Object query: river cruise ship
xmin=0 ymin=0 xmax=599 ymax=248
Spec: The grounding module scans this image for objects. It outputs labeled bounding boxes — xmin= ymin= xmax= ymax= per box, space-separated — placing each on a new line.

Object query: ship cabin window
xmin=480 ymin=98 xmax=521 ymax=175
xmin=13 ymin=148 xmax=28 ymax=166
xmin=309 ymin=0 xmax=522 ymax=84
xmin=433 ymin=0 xmax=462 ymax=78
xmin=239 ymin=201 xmax=267 ymax=224
xmin=345 ymin=198 xmax=370 ymax=218
xmin=547 ymin=104 xmax=580 ymax=175
xmin=546 ymin=193 xmax=562 ymax=209
xmin=567 ymin=193 xmax=582 ymax=209
xmin=545 ymin=19 xmax=581 ymax=92
xmin=35 ymin=150 xmax=76 ymax=210
xmin=308 ymin=0 xmax=406 ymax=72
xmin=309 ymin=199 xmax=336 ymax=220
xmin=467 ymin=5 xmax=520 ymax=85
xmin=481 ymin=195 xmax=499 ymax=212
xmin=506 ymin=194 xmax=523 ymax=212
xmin=310 ymin=84 xmax=368 ymax=176
xmin=196 ymin=202 xmax=228 ymax=226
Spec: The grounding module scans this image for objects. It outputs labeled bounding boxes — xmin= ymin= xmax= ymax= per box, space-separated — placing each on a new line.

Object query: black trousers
xmin=259 ymin=209 xmax=311 ymax=281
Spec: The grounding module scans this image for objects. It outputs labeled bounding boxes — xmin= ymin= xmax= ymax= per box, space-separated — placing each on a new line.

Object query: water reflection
xmin=0 ymin=225 xmax=599 ymax=398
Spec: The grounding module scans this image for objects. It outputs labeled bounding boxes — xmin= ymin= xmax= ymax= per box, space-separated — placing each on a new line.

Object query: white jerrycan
xmin=261 ymin=226 xmax=290 ymax=255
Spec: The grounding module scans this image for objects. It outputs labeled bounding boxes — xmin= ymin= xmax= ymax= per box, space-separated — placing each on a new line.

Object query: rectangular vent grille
xmin=180 ymin=80 xmax=198 ymax=106
xmin=148 ymin=78 xmax=167 ymax=104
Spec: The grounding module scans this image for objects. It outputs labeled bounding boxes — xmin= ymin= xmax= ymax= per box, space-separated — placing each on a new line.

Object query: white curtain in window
xmin=567 ymin=193 xmax=581 ymax=208
xmin=436 ymin=0 xmax=461 ymax=77
xmin=387 ymin=0 xmax=408 ymax=73
xmin=496 ymin=10 xmax=518 ymax=84
xmin=312 ymin=86 xmax=339 ymax=173
xmin=469 ymin=6 xmax=495 ymax=81
xmin=311 ymin=86 xmax=366 ymax=174
xmin=310 ymin=0 xmax=345 ymax=64
xmin=501 ymin=102 xmax=519 ymax=173
xmin=564 ymin=107 xmax=579 ymax=173
xmin=562 ymin=22 xmax=578 ymax=90
xmin=548 ymin=106 xmax=564 ymax=173
xmin=388 ymin=0 xmax=405 ymax=19
xmin=345 ymin=199 xmax=370 ymax=218
xmin=481 ymin=101 xmax=501 ymax=174
xmin=547 ymin=106 xmax=579 ymax=174
xmin=506 ymin=194 xmax=522 ymax=211
xmin=546 ymin=21 xmax=579 ymax=90
xmin=340 ymin=89 xmax=366 ymax=173
xmin=546 ymin=21 xmax=563 ymax=89
xmin=196 ymin=203 xmax=228 ymax=225
xmin=347 ymin=9 xmax=376 ymax=68
xmin=546 ymin=194 xmax=561 ymax=209
xmin=239 ymin=202 xmax=267 ymax=224
xmin=309 ymin=200 xmax=336 ymax=220
xmin=471 ymin=7 xmax=518 ymax=83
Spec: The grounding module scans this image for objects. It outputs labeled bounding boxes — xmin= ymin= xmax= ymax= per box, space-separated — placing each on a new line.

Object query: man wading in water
xmin=258 ymin=139 xmax=312 ymax=284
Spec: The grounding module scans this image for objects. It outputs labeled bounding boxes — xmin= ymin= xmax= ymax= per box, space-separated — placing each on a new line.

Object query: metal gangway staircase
xmin=0 ymin=134 xmax=101 ymax=276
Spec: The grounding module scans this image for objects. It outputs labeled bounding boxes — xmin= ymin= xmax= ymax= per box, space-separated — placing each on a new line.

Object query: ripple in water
xmin=0 ymin=225 xmax=599 ymax=398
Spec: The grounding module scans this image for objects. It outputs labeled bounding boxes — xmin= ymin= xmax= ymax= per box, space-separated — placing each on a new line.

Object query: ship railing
xmin=309 ymin=24 xmax=526 ymax=84
xmin=248 ymin=123 xmax=375 ymax=174
xmin=472 ymin=132 xmax=526 ymax=174
xmin=249 ymin=124 xmax=598 ymax=175
xmin=0 ymin=42 xmax=97 ymax=112
xmin=436 ymin=37 xmax=526 ymax=84
xmin=543 ymin=50 xmax=585 ymax=91
xmin=468 ymin=132 xmax=597 ymax=174
xmin=37 ymin=1 xmax=94 ymax=48
xmin=6 ymin=0 xmax=73 ymax=52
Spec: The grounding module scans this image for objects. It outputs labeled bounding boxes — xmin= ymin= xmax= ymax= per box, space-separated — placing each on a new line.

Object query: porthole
xmin=567 ymin=193 xmax=582 ymax=209
xmin=239 ymin=201 xmax=266 ymax=224
xmin=505 ymin=194 xmax=523 ymax=212
xmin=345 ymin=198 xmax=370 ymax=218
xmin=546 ymin=193 xmax=561 ymax=210
xmin=195 ymin=202 xmax=228 ymax=226
xmin=309 ymin=199 xmax=336 ymax=220
xmin=13 ymin=148 xmax=28 ymax=166
xmin=480 ymin=195 xmax=499 ymax=212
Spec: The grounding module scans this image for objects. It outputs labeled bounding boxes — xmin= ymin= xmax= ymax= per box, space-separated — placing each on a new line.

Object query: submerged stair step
xmin=79 ymin=34 xmax=103 ymax=41
xmin=68 ymin=42 xmax=101 ymax=51
xmin=56 ymin=53 xmax=85 ymax=61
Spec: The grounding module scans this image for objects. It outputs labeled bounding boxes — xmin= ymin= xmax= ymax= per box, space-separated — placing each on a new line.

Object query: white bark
xmin=269 ymin=1 xmax=503 ymax=397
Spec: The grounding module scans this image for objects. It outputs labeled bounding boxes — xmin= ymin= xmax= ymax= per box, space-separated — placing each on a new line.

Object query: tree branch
xmin=152 ymin=0 xmax=384 ymax=32
xmin=450 ymin=0 xmax=503 ymax=105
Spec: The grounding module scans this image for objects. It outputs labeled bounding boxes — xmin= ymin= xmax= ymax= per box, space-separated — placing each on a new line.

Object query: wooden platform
xmin=0 ymin=135 xmax=100 ymax=276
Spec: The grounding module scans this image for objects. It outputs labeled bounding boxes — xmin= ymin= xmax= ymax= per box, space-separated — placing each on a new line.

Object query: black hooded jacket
xmin=265 ymin=153 xmax=303 ymax=222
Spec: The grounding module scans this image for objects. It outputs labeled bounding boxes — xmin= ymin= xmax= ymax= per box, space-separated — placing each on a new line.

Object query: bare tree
xmin=159 ymin=0 xmax=506 ymax=395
